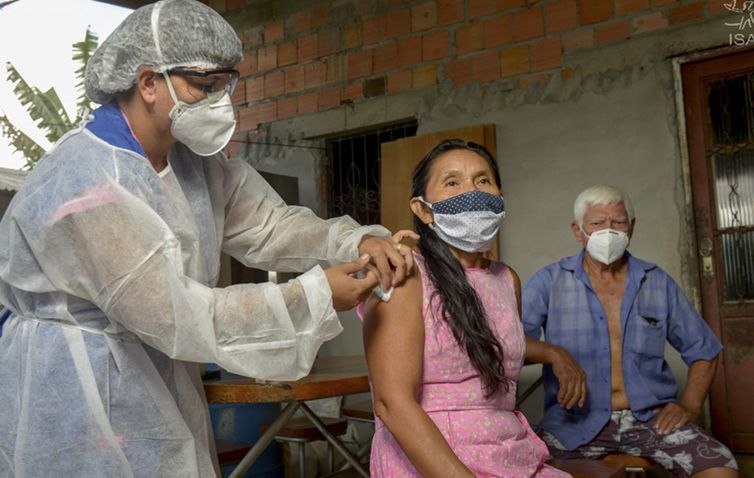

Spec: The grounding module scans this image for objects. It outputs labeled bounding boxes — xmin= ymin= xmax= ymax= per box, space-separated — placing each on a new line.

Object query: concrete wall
xmin=209 ymin=0 xmax=742 ymax=424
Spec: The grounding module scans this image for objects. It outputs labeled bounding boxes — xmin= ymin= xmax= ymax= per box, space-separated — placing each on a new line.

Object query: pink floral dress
xmin=363 ymin=252 xmax=570 ymax=478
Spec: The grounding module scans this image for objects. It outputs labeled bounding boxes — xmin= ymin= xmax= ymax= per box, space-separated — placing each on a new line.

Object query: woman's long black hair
xmin=412 ymin=139 xmax=510 ymax=398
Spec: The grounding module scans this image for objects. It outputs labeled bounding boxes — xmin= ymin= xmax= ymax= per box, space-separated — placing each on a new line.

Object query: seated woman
xmin=359 ymin=139 xmax=569 ymax=477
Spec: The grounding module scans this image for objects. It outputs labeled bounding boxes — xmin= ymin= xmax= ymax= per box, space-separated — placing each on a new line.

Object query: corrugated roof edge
xmin=0 ymin=167 xmax=27 ymax=192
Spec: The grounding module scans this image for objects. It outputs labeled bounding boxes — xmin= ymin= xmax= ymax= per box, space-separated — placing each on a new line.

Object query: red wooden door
xmin=682 ymin=48 xmax=754 ymax=452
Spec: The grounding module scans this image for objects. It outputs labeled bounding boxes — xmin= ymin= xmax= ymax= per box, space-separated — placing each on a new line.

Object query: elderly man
xmin=522 ymin=185 xmax=738 ymax=478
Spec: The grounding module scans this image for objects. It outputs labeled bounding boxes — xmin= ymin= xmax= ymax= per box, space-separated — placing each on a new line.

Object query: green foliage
xmin=0 ymin=27 xmax=98 ymax=170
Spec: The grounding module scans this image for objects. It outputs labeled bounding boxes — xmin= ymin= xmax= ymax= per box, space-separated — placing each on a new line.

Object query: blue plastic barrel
xmin=209 ymin=402 xmax=284 ymax=478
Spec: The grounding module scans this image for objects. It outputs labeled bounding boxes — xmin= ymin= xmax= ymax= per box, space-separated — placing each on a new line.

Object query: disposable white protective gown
xmin=0 ymin=105 xmax=387 ymax=477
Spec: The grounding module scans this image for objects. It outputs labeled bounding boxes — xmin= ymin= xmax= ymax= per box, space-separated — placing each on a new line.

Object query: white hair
xmin=573 ymin=185 xmax=635 ymax=226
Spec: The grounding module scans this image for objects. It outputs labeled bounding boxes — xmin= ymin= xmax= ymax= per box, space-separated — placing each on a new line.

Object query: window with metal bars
xmin=708 ymin=75 xmax=754 ymax=301
xmin=326 ymin=121 xmax=418 ymax=224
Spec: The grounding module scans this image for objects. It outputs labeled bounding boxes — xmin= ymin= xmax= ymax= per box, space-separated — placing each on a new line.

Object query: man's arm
xmin=653 ymin=356 xmax=718 ymax=434
xmin=522 ymin=269 xmax=587 ymax=409
xmin=525 ymin=337 xmax=587 ymax=409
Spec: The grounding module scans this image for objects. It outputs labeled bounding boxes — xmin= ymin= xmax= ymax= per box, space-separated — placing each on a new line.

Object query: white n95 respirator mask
xmin=163 ymin=74 xmax=236 ymax=157
xmin=420 ymin=190 xmax=506 ymax=253
xmin=584 ymin=228 xmax=629 ymax=265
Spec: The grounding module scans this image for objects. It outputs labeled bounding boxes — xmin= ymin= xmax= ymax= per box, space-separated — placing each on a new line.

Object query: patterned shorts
xmin=539 ymin=410 xmax=738 ymax=478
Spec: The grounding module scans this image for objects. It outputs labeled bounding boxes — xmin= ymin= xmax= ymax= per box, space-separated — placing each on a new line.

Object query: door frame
xmin=675 ymin=45 xmax=754 ymax=448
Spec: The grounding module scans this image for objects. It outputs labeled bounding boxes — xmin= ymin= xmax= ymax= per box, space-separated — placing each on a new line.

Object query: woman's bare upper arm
xmin=363 ymin=270 xmax=425 ymax=400
xmin=510 ymin=266 xmax=522 ymax=318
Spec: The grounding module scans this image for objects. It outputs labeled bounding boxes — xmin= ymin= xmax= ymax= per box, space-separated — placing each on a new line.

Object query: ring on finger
xmin=395 ymin=243 xmax=403 ymax=252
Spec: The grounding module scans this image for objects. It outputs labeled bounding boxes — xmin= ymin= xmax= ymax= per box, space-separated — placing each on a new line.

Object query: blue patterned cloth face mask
xmin=420 ymin=190 xmax=506 ymax=252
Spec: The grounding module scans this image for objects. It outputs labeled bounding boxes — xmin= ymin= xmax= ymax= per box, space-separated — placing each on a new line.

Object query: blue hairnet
xmin=85 ymin=0 xmax=243 ymax=104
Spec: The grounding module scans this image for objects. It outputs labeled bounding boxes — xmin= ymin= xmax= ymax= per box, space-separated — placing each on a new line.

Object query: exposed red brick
xmin=413 ymin=64 xmax=437 ymax=88
xmin=277 ymin=97 xmax=297 ymax=120
xmin=209 ymin=0 xmax=227 ymax=13
xmin=246 ymin=77 xmax=264 ymax=102
xmin=342 ymin=82 xmax=364 ymax=101
xmin=284 ymin=66 xmax=305 ymax=93
xmin=562 ymin=28 xmax=594 ymax=52
xmin=669 ymin=2 xmax=705 ymax=24
xmin=305 ymin=61 xmax=327 ymax=89
xmin=237 ymin=53 xmax=257 ymax=77
xmin=708 ymin=0 xmax=727 ymax=13
xmin=389 ymin=0 xmax=412 ymax=3
xmin=223 ymin=141 xmax=240 ymax=159
xmin=326 ymin=55 xmax=347 ymax=83
xmin=387 ymin=70 xmax=412 ymax=94
xmin=347 ymin=50 xmax=373 ymax=79
xmin=264 ymin=21 xmax=283 ymax=43
xmin=386 ymin=9 xmax=412 ymax=37
xmin=364 ymin=77 xmax=386 ymax=97
xmin=312 ymin=5 xmax=330 ymax=28
xmin=278 ymin=42 xmax=296 ymax=67
xmin=318 ymin=29 xmax=340 ymax=58
xmin=241 ymin=26 xmax=264 ymax=50
xmin=374 ymin=42 xmax=399 ymax=74
xmin=290 ymin=10 xmax=312 ymax=34
xmin=616 ymin=0 xmax=649 ymax=16
xmin=257 ymin=101 xmax=277 ymax=124
xmin=470 ymin=0 xmax=498 ymax=18
xmin=423 ymin=30 xmax=449 ymax=60
xmin=231 ymin=80 xmax=246 ymax=105
xmin=500 ymin=44 xmax=529 ymax=77
xmin=651 ymin=0 xmax=677 ymax=7
xmin=518 ymin=73 xmax=551 ymax=89
xmin=227 ymin=0 xmax=244 ymax=11
xmin=513 ymin=7 xmax=545 ymax=41
xmin=358 ymin=2 xmax=375 ymax=15
xmin=484 ymin=14 xmax=513 ymax=48
xmin=546 ymin=0 xmax=579 ymax=33
xmin=561 ymin=66 xmax=580 ymax=83
xmin=412 ymin=2 xmax=438 ymax=31
xmin=456 ymin=22 xmax=485 ymax=54
xmin=363 ymin=16 xmax=386 ymax=45
xmin=498 ymin=0 xmax=527 ymax=10
xmin=580 ymin=0 xmax=613 ymax=24
xmin=344 ymin=23 xmax=362 ymax=49
xmin=445 ymin=57 xmax=473 ymax=85
xmin=238 ymin=106 xmax=259 ymax=132
xmin=471 ymin=50 xmax=501 ymax=82
xmin=632 ymin=11 xmax=667 ymax=33
xmin=297 ymin=92 xmax=318 ymax=114
xmin=297 ymin=34 xmax=317 ymax=63
xmin=257 ymin=45 xmax=277 ymax=71
xmin=318 ymin=87 xmax=341 ymax=110
xmin=264 ymin=71 xmax=284 ymax=98
xmin=530 ymin=38 xmax=561 ymax=71
xmin=438 ymin=0 xmax=465 ymax=25
xmin=396 ymin=37 xmax=422 ymax=67
xmin=595 ymin=21 xmax=630 ymax=43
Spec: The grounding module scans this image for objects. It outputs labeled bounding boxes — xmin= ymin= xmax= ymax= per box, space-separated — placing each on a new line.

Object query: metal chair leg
xmin=326 ymin=441 xmax=334 ymax=473
xmin=297 ymin=441 xmax=306 ymax=478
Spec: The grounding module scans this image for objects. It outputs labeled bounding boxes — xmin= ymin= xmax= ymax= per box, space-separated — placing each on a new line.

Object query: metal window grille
xmin=326 ymin=121 xmax=418 ymax=224
xmin=708 ymin=74 xmax=754 ymax=301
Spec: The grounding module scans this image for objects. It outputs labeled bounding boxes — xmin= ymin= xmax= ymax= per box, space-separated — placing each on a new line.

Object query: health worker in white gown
xmin=0 ymin=1 xmax=413 ymax=477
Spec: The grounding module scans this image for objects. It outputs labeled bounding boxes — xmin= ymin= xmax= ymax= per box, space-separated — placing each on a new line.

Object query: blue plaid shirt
xmin=522 ymin=251 xmax=722 ymax=450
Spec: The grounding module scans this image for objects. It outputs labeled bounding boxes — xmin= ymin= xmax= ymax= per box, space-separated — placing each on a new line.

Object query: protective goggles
xmin=167 ymin=68 xmax=240 ymax=95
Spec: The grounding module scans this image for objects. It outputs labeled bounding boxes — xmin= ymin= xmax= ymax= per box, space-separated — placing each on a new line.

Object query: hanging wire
xmin=228 ymin=138 xmax=326 ymax=150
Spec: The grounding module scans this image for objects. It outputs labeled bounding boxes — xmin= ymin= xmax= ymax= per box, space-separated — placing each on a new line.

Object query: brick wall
xmin=202 ymin=0 xmax=728 ymax=152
